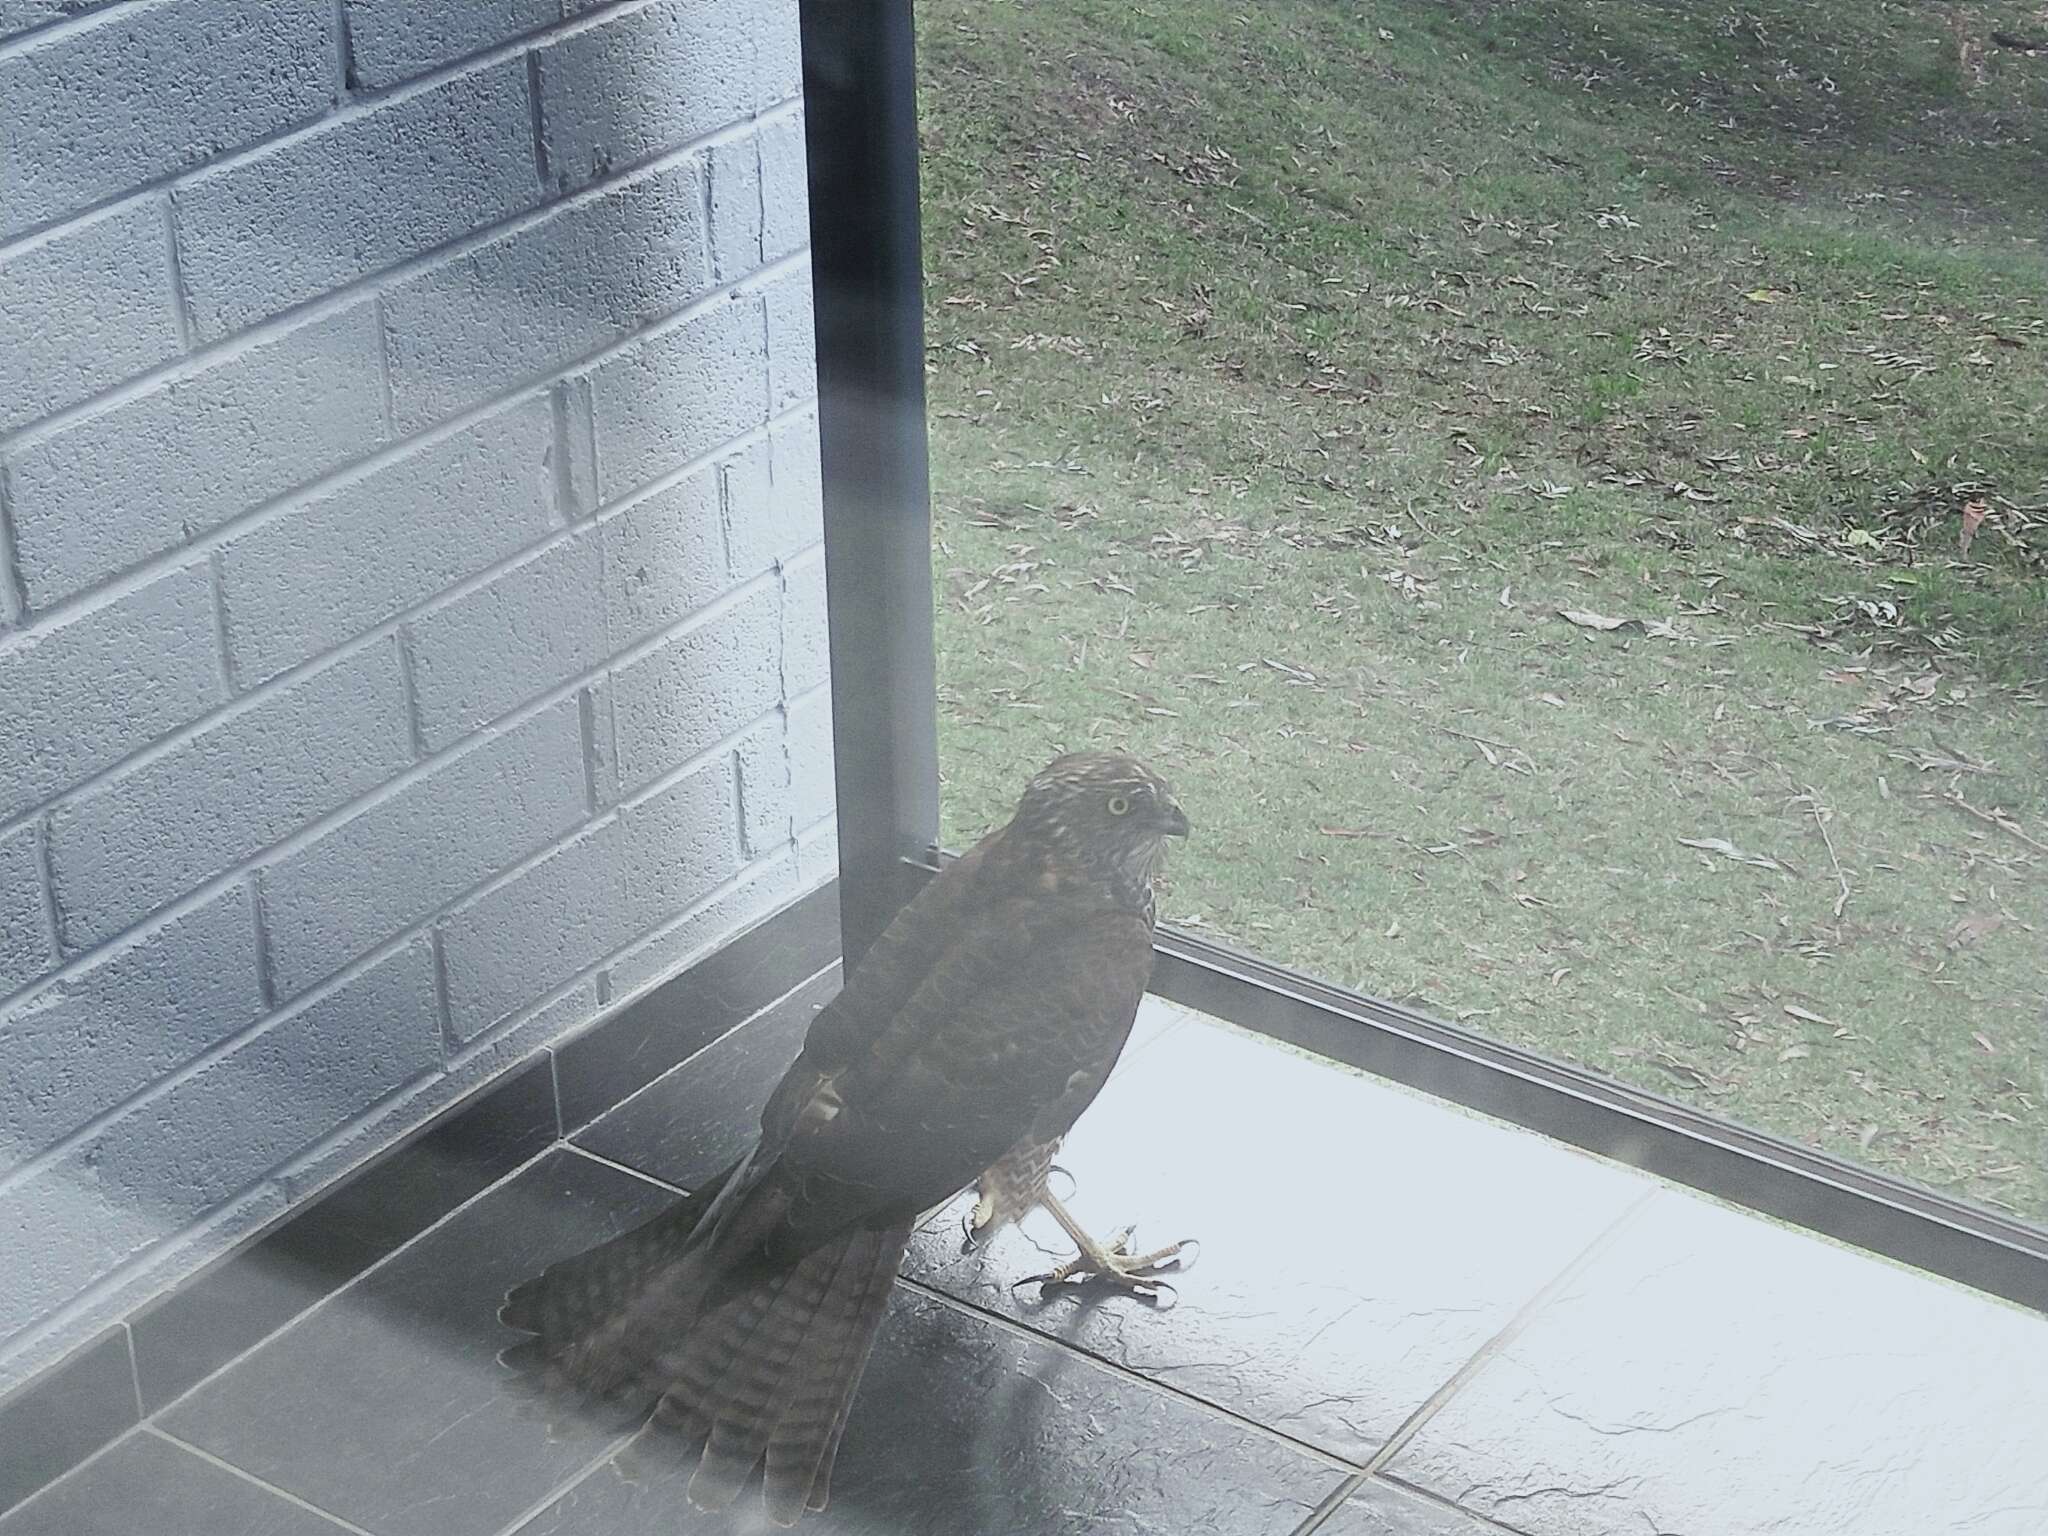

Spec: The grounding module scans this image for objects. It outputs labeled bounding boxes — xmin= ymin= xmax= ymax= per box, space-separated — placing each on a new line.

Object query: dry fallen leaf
xmin=1947 ymin=913 xmax=2004 ymax=949
xmin=1783 ymin=1004 xmax=1842 ymax=1030
xmin=1959 ymin=499 xmax=1988 ymax=557
xmin=1558 ymin=609 xmax=1680 ymax=640
xmin=1559 ymin=608 xmax=1631 ymax=632
xmin=1680 ymin=836 xmax=1790 ymax=873
xmin=1778 ymin=1044 xmax=1812 ymax=1063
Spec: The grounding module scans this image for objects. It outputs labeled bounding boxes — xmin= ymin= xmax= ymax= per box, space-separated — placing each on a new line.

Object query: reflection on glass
xmin=921 ymin=0 xmax=2047 ymax=1223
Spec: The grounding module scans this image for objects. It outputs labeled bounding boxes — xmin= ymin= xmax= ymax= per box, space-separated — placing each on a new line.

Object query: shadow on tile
xmin=571 ymin=973 xmax=833 ymax=1189
xmin=155 ymin=1125 xmax=1346 ymax=1536
xmin=0 ymin=1328 xmax=138 ymax=1519
xmin=1389 ymin=1189 xmax=2048 ymax=1536
xmin=130 ymin=1054 xmax=558 ymax=1413
xmin=0 ymin=1428 xmax=352 ymax=1535
xmin=553 ymin=882 xmax=840 ymax=1132
xmin=904 ymin=1014 xmax=1650 ymax=1462
xmin=510 ymin=1287 xmax=1345 ymax=1536
xmin=161 ymin=1151 xmax=674 ymax=1536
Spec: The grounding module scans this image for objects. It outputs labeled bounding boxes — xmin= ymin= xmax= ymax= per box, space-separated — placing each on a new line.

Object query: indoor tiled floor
xmin=11 ymin=989 xmax=2048 ymax=1535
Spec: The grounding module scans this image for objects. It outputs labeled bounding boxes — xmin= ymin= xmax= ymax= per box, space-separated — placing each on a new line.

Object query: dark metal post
xmin=798 ymin=0 xmax=942 ymax=964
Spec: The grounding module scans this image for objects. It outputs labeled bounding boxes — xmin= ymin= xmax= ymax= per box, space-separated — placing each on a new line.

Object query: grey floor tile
xmin=571 ymin=974 xmax=830 ymax=1190
xmin=904 ymin=1013 xmax=1651 ymax=1461
xmin=0 ymin=1428 xmax=352 ymax=1535
xmin=131 ymin=1055 xmax=558 ymax=1413
xmin=1318 ymin=1476 xmax=1515 ymax=1534
xmin=509 ymin=1287 xmax=1346 ymax=1536
xmin=161 ymin=1152 xmax=675 ymax=1536
xmin=1388 ymin=1189 xmax=2048 ymax=1536
xmin=0 ymin=1329 xmax=137 ymax=1518
xmin=553 ymin=882 xmax=839 ymax=1131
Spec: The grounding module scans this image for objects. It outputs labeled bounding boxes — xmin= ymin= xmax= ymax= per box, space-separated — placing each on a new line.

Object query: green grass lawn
xmin=914 ymin=0 xmax=2048 ymax=1218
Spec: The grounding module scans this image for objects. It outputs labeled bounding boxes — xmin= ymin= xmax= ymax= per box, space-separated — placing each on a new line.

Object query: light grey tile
xmin=904 ymin=1006 xmax=1653 ymax=1462
xmin=1390 ymin=1188 xmax=2048 ymax=1536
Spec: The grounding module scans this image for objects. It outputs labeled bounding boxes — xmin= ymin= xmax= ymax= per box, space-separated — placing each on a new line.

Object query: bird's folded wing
xmin=735 ymin=898 xmax=1157 ymax=1266
xmin=761 ymin=838 xmax=998 ymax=1135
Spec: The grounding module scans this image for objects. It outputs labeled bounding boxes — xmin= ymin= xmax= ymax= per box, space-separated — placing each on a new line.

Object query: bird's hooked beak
xmin=1157 ymin=798 xmax=1190 ymax=839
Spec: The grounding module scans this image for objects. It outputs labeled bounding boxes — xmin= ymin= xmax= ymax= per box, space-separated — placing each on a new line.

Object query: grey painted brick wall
xmin=0 ymin=0 xmax=835 ymax=1394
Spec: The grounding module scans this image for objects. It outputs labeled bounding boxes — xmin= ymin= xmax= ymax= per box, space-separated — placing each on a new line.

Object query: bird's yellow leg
xmin=1026 ymin=1191 xmax=1195 ymax=1297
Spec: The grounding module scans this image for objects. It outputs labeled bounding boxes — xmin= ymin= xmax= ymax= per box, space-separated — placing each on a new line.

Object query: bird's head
xmin=1006 ymin=752 xmax=1189 ymax=908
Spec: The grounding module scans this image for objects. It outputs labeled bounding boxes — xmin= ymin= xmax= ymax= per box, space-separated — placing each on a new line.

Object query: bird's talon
xmin=1020 ymin=1233 xmax=1197 ymax=1298
xmin=1137 ymin=1278 xmax=1180 ymax=1310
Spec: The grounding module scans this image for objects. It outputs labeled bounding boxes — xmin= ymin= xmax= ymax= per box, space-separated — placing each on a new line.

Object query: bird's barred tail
xmin=660 ymin=1220 xmax=911 ymax=1524
xmin=496 ymin=1173 xmax=908 ymax=1526
xmin=496 ymin=1170 xmax=730 ymax=1412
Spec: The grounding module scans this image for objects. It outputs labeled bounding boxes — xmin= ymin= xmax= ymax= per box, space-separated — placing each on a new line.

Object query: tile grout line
xmin=144 ymin=1426 xmax=382 ymax=1536
xmin=1373 ymin=1470 xmax=1538 ymax=1535
xmin=545 ymin=1050 xmax=566 ymax=1141
xmin=284 ymin=882 xmax=810 ymax=1195
xmin=892 ymin=1273 xmax=1359 ymax=1476
xmin=1284 ymin=1188 xmax=1659 ymax=1536
xmin=558 ymin=1141 xmax=685 ymax=1192
xmin=484 ymin=1426 xmax=644 ymax=1536
xmin=0 ymin=1421 xmax=152 ymax=1521
xmin=118 ymin=1323 xmax=144 ymax=1422
xmin=558 ymin=962 xmax=836 ymax=1136
xmin=0 ymin=701 xmax=781 ymax=1207
xmin=133 ymin=1135 xmax=568 ymax=1425
xmin=23 ymin=894 xmax=830 ymax=1415
xmin=55 ymin=1005 xmax=1609 ymax=1528
xmin=471 ymin=1243 xmax=1376 ymax=1536
xmin=547 ymin=1143 xmax=1371 ymax=1491
xmin=4 ymin=884 xmax=827 ymax=1499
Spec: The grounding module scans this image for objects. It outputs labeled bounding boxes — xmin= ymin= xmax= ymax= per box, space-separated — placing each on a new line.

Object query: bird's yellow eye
xmin=1107 ymin=794 xmax=1131 ymax=816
